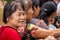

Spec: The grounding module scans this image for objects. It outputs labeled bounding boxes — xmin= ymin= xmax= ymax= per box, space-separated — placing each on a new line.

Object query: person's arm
xmin=31 ymin=27 xmax=51 ymax=38
xmin=50 ymin=29 xmax=60 ymax=38
xmin=31 ymin=27 xmax=60 ymax=39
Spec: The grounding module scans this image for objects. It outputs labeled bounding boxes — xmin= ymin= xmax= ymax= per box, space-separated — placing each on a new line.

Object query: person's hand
xmin=27 ymin=24 xmax=39 ymax=31
xmin=27 ymin=24 xmax=39 ymax=38
xmin=30 ymin=29 xmax=37 ymax=37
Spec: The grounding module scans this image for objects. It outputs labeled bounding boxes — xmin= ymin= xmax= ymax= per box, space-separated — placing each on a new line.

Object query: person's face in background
xmin=26 ymin=7 xmax=33 ymax=21
xmin=7 ymin=9 xmax=26 ymax=28
xmin=26 ymin=3 xmax=33 ymax=22
xmin=52 ymin=12 xmax=57 ymax=20
xmin=32 ymin=6 xmax=40 ymax=18
xmin=48 ymin=11 xmax=57 ymax=24
xmin=32 ymin=0 xmax=40 ymax=18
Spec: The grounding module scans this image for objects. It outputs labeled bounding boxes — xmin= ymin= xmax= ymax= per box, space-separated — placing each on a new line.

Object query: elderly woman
xmin=0 ymin=1 xmax=27 ymax=40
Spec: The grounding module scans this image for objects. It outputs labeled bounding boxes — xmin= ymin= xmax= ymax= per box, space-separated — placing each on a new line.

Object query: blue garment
xmin=30 ymin=18 xmax=39 ymax=25
xmin=30 ymin=18 xmax=48 ymax=29
xmin=49 ymin=24 xmax=56 ymax=30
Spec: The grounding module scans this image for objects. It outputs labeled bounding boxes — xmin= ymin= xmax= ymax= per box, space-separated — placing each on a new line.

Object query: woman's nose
xmin=21 ymin=15 xmax=25 ymax=19
xmin=20 ymin=15 xmax=26 ymax=20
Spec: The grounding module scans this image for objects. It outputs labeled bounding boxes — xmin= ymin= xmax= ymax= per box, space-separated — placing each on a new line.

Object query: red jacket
xmin=0 ymin=26 xmax=22 ymax=40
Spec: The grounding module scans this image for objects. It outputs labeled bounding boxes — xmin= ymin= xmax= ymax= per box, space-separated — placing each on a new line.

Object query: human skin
xmin=31 ymin=26 xmax=60 ymax=39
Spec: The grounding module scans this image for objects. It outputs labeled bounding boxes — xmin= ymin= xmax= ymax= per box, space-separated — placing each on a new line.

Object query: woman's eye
xmin=17 ymin=11 xmax=26 ymax=16
xmin=18 ymin=14 xmax=21 ymax=16
xmin=23 ymin=13 xmax=26 ymax=15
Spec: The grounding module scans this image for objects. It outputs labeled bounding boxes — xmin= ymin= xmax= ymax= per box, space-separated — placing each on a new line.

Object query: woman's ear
xmin=6 ymin=18 xmax=9 ymax=23
xmin=6 ymin=16 xmax=12 ymax=23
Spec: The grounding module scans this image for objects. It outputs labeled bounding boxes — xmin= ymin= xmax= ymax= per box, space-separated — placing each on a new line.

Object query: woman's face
xmin=33 ymin=6 xmax=40 ymax=18
xmin=50 ymin=12 xmax=56 ymax=20
xmin=26 ymin=7 xmax=33 ymax=22
xmin=7 ymin=9 xmax=26 ymax=27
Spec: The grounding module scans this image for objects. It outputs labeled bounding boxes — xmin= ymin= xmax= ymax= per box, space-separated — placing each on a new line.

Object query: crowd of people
xmin=0 ymin=0 xmax=60 ymax=40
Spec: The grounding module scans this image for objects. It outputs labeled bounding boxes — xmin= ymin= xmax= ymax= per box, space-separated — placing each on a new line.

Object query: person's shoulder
xmin=1 ymin=26 xmax=17 ymax=34
xmin=0 ymin=26 xmax=21 ymax=40
xmin=6 ymin=27 xmax=16 ymax=32
xmin=39 ymin=20 xmax=48 ymax=29
xmin=5 ymin=27 xmax=17 ymax=34
xmin=0 ymin=26 xmax=18 ymax=38
xmin=2 ymin=26 xmax=20 ymax=37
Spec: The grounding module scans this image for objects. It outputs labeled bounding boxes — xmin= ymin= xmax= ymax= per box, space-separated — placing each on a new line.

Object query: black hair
xmin=32 ymin=0 xmax=40 ymax=8
xmin=53 ymin=16 xmax=60 ymax=28
xmin=39 ymin=0 xmax=49 ymax=7
xmin=39 ymin=1 xmax=57 ymax=24
xmin=39 ymin=0 xmax=54 ymax=7
xmin=3 ymin=1 xmax=25 ymax=24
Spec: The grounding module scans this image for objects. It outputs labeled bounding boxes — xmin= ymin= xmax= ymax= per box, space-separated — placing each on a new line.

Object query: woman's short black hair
xmin=39 ymin=0 xmax=54 ymax=7
xmin=3 ymin=1 xmax=25 ymax=24
xmin=39 ymin=0 xmax=49 ymax=7
xmin=32 ymin=0 xmax=40 ymax=8
xmin=39 ymin=1 xmax=57 ymax=24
